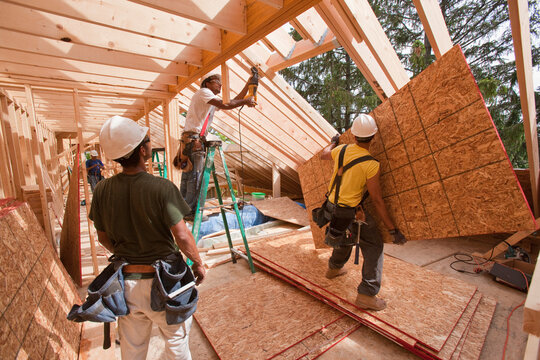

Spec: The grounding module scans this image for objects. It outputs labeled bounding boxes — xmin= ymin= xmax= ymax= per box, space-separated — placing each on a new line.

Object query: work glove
xmin=389 ymin=228 xmax=407 ymax=245
xmin=331 ymin=134 xmax=340 ymax=146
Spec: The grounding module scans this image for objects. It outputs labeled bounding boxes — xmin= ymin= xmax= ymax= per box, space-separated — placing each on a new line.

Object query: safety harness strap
xmin=328 ymin=145 xmax=378 ymax=207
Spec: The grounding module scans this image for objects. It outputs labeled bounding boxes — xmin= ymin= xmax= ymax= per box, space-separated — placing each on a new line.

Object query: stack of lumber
xmin=239 ymin=231 xmax=496 ymax=360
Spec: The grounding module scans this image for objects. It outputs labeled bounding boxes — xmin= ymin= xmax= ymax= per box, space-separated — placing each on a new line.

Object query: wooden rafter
xmin=508 ymin=0 xmax=539 ymax=216
xmin=412 ymin=0 xmax=453 ymax=58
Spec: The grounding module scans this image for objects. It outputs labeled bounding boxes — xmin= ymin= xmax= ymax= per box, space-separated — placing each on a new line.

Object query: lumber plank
xmin=8 ymin=0 xmax=221 ymax=52
xmin=73 ymin=89 xmax=99 ymax=276
xmin=472 ymin=221 xmax=540 ymax=260
xmin=291 ymin=8 xmax=327 ymax=44
xmin=524 ymin=249 xmax=540 ymax=337
xmin=412 ymin=0 xmax=453 ymax=58
xmin=508 ymin=0 xmax=539 ymax=216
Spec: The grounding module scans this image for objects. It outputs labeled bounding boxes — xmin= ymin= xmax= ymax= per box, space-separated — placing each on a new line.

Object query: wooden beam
xmin=0 ymin=2 xmax=203 ymax=64
xmin=176 ymin=0 xmax=323 ymax=92
xmin=73 ymin=88 xmax=99 ymax=276
xmin=162 ymin=100 xmax=173 ymax=181
xmin=264 ymin=26 xmax=297 ymax=58
xmin=0 ymin=76 xmax=174 ymax=99
xmin=0 ymin=62 xmax=169 ymax=91
xmin=332 ymin=0 xmax=409 ymax=90
xmin=272 ymin=165 xmax=281 ymax=198
xmin=290 ymin=8 xmax=327 ymax=44
xmin=0 ymin=95 xmax=15 ymax=198
xmin=144 ymin=98 xmax=153 ymax=174
xmin=258 ymin=0 xmax=283 ymax=8
xmin=221 ymin=61 xmax=231 ymax=104
xmin=266 ymin=31 xmax=339 ymax=72
xmin=524 ymin=247 xmax=540 ymax=336
xmin=9 ymin=0 xmax=221 ymax=52
xmin=0 ymin=29 xmax=189 ymax=76
xmin=1 ymin=94 xmax=24 ymax=198
xmin=412 ymin=0 xmax=453 ymax=58
xmin=0 ymin=49 xmax=178 ymax=85
xmin=508 ymin=0 xmax=539 ymax=216
xmin=129 ymin=0 xmax=247 ymax=34
xmin=24 ymin=84 xmax=55 ymax=245
xmin=315 ymin=0 xmax=394 ymax=99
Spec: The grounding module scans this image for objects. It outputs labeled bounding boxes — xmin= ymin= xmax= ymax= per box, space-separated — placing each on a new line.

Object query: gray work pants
xmin=328 ymin=210 xmax=384 ymax=296
xmin=180 ymin=149 xmax=206 ymax=212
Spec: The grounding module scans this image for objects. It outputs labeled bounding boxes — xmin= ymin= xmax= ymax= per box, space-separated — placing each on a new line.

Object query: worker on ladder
xmin=174 ymin=73 xmax=257 ymax=217
xmin=317 ymin=114 xmax=407 ymax=311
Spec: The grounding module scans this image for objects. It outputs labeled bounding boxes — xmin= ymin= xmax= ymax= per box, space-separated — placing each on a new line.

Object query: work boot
xmin=355 ymin=293 xmax=387 ymax=311
xmin=325 ymin=267 xmax=348 ymax=279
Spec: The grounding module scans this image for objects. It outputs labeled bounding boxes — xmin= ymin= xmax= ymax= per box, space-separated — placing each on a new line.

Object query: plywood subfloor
xmin=252 ymin=197 xmax=310 ymax=227
xmin=298 ymin=45 xmax=535 ymax=249
xmin=194 ymin=271 xmax=357 ymax=360
xmin=244 ymin=231 xmax=478 ymax=353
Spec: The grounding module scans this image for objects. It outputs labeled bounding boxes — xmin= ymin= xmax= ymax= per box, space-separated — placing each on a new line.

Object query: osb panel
xmin=373 ymin=100 xmax=401 ymax=149
xmin=252 ymin=197 xmax=310 ymax=226
xmin=247 ymin=233 xmax=478 ymax=351
xmin=433 ymin=130 xmax=506 ymax=179
xmin=409 ymin=46 xmax=482 ymax=128
xmin=0 ymin=316 xmax=20 ymax=359
xmin=418 ymin=182 xmax=459 ymax=238
xmin=298 ymin=45 xmax=535 ymax=248
xmin=390 ymin=85 xmax=423 ymax=139
xmin=458 ymin=296 xmax=497 ymax=360
xmin=0 ymin=203 xmax=82 ymax=360
xmin=195 ymin=271 xmax=343 ymax=360
xmin=386 ymin=142 xmax=409 ymax=171
xmin=3 ymin=281 xmax=38 ymax=342
xmin=444 ymin=161 xmax=534 ymax=235
xmin=60 ymin=158 xmax=82 ymax=286
xmin=411 ymin=156 xmax=440 ymax=187
xmin=404 ymin=132 xmax=431 ymax=162
xmin=419 ymin=291 xmax=482 ymax=360
xmin=425 ymin=100 xmax=493 ymax=153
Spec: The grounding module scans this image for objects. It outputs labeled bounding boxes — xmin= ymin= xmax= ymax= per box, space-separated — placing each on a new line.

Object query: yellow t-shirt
xmin=327 ymin=144 xmax=380 ymax=207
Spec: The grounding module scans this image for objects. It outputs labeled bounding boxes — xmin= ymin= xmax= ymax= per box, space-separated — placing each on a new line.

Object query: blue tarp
xmin=197 ymin=205 xmax=269 ymax=241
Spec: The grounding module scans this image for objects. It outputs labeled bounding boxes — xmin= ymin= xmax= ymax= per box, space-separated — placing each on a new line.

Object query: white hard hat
xmin=90 ymin=150 xmax=98 ymax=157
xmin=99 ymin=116 xmax=148 ymax=160
xmin=351 ymin=114 xmax=378 ymax=138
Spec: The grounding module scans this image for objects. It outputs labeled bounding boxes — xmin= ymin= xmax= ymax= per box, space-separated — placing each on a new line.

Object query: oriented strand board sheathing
xmin=60 ymin=157 xmax=82 ymax=286
xmin=246 ymin=232 xmax=478 ymax=352
xmin=457 ymin=296 xmax=497 ymax=360
xmin=252 ymin=197 xmax=310 ymax=226
xmin=0 ymin=202 xmax=82 ymax=359
xmin=195 ymin=271 xmax=350 ymax=360
xmin=297 ymin=45 xmax=535 ymax=248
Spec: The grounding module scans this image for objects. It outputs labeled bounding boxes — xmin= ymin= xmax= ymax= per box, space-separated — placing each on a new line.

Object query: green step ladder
xmin=191 ymin=140 xmax=256 ymax=273
xmin=152 ymin=148 xmax=167 ymax=178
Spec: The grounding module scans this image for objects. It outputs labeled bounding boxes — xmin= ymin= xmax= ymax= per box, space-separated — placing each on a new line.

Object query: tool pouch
xmin=67 ymin=260 xmax=129 ymax=322
xmin=324 ymin=202 xmax=357 ymax=248
xmin=151 ymin=254 xmax=198 ymax=325
xmin=312 ymin=199 xmax=330 ymax=228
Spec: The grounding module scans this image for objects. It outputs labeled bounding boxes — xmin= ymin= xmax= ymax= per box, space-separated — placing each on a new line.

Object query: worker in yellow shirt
xmin=318 ymin=114 xmax=406 ymax=311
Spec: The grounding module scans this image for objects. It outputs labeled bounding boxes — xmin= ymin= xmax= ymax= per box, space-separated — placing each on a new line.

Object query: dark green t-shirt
xmin=89 ymin=172 xmax=191 ymax=264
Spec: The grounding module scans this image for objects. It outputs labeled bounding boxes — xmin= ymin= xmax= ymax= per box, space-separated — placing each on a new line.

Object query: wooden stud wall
xmin=299 ymin=45 xmax=536 ymax=248
xmin=0 ymin=201 xmax=81 ymax=359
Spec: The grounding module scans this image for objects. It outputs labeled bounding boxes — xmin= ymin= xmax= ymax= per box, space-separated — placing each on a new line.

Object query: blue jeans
xmin=88 ymin=174 xmax=101 ymax=192
xmin=328 ymin=210 xmax=384 ymax=296
xmin=180 ymin=150 xmax=206 ymax=212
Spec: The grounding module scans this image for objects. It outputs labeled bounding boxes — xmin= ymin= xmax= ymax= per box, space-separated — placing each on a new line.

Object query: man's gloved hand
xmin=331 ymin=134 xmax=340 ymax=146
xmin=389 ymin=228 xmax=407 ymax=245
